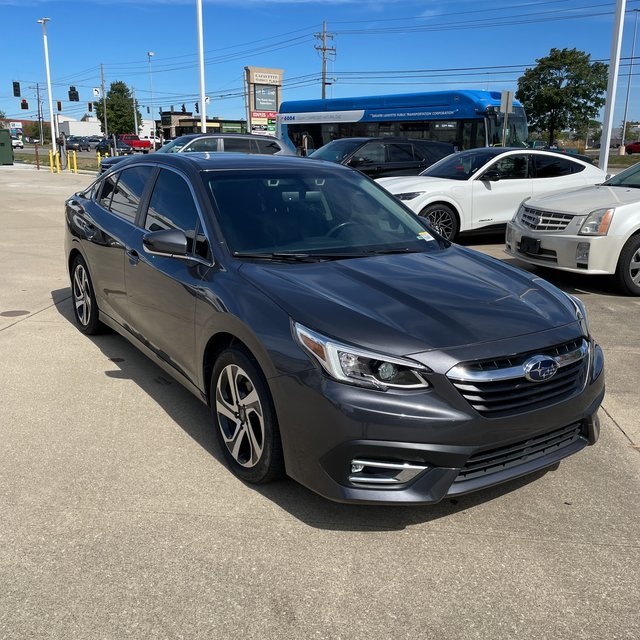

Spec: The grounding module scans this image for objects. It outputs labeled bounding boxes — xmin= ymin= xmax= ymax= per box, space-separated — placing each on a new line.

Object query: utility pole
xmin=621 ymin=9 xmax=640 ymax=149
xmin=132 ymin=86 xmax=139 ymax=134
xmin=101 ymin=63 xmax=108 ymax=137
xmin=315 ymin=21 xmax=335 ymax=99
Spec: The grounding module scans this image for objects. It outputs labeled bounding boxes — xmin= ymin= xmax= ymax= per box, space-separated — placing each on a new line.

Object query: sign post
xmin=500 ymin=90 xmax=514 ymax=147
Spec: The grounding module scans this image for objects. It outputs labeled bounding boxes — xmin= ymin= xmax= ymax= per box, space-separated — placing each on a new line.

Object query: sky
xmin=1 ymin=0 xmax=639 ymax=130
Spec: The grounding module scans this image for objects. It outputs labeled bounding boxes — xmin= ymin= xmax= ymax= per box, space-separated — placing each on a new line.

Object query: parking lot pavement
xmin=1 ymin=165 xmax=639 ymax=640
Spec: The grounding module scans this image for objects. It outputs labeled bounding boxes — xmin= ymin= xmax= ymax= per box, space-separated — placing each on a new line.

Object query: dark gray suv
xmin=309 ymin=137 xmax=455 ymax=178
xmin=65 ymin=153 xmax=604 ymax=504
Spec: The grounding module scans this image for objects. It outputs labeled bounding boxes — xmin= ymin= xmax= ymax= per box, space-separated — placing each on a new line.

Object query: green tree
xmin=516 ymin=48 xmax=607 ymax=146
xmin=620 ymin=120 xmax=640 ymax=143
xmin=94 ymin=81 xmax=142 ymax=136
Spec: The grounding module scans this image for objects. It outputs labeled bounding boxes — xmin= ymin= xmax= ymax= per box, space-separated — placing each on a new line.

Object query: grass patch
xmin=13 ymin=150 xmax=101 ymax=173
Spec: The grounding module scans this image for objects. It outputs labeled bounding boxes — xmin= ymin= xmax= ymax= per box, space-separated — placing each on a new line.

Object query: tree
xmin=93 ymin=81 xmax=142 ymax=136
xmin=516 ymin=48 xmax=608 ymax=146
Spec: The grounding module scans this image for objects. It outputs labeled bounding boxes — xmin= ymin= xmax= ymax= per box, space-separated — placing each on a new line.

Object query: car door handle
xmin=126 ymin=249 xmax=140 ymax=264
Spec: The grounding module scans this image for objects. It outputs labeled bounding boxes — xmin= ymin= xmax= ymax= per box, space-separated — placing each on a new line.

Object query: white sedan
xmin=376 ymin=148 xmax=607 ymax=240
xmin=506 ymin=162 xmax=640 ymax=295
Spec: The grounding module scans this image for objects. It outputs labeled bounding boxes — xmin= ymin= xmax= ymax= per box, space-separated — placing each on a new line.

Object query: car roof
xmin=108 ymin=151 xmax=348 ymax=173
xmin=171 ymin=132 xmax=283 ymax=142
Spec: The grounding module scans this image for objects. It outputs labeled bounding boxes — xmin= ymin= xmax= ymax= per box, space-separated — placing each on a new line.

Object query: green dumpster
xmin=0 ymin=129 xmax=14 ymax=165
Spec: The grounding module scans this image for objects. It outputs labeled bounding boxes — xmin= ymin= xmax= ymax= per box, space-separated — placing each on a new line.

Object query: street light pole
xmin=621 ymin=9 xmax=639 ymax=149
xmin=196 ymin=0 xmax=207 ymax=133
xmin=147 ymin=51 xmax=156 ymax=149
xmin=37 ymin=17 xmax=57 ymax=155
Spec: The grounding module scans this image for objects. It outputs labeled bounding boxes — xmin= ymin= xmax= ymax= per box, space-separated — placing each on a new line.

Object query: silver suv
xmin=100 ymin=133 xmax=293 ymax=173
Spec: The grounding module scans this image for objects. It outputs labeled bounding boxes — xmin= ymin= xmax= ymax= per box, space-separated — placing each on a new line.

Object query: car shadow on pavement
xmin=53 ymin=287 xmax=558 ymax=531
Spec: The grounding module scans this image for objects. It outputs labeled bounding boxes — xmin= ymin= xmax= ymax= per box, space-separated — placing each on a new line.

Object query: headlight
xmin=514 ymin=203 xmax=526 ymax=221
xmin=579 ymin=208 xmax=614 ymax=236
xmin=395 ymin=192 xmax=425 ymax=201
xmin=568 ymin=294 xmax=590 ymax=337
xmin=294 ymin=323 xmax=430 ymax=390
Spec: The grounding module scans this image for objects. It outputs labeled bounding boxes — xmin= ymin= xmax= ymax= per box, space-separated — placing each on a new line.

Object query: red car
xmin=625 ymin=141 xmax=640 ymax=154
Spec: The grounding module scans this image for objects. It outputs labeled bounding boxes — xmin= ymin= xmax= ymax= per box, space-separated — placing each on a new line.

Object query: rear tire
xmin=419 ymin=203 xmax=459 ymax=241
xmin=615 ymin=235 xmax=640 ymax=295
xmin=71 ymin=255 xmax=104 ymax=334
xmin=210 ymin=347 xmax=285 ymax=484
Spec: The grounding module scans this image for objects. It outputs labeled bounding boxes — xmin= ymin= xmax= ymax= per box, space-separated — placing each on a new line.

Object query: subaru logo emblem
xmin=524 ymin=355 xmax=558 ymax=382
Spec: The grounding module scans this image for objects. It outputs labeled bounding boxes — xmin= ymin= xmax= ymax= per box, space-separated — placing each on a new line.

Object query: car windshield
xmin=603 ymin=162 xmax=640 ymax=188
xmin=202 ymin=166 xmax=447 ymax=256
xmin=420 ymin=149 xmax=500 ymax=180
xmin=309 ymin=140 xmax=366 ymax=163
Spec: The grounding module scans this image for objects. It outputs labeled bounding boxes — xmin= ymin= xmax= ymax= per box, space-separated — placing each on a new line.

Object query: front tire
xmin=71 ymin=255 xmax=104 ymax=334
xmin=419 ymin=203 xmax=459 ymax=241
xmin=210 ymin=347 xmax=284 ymax=484
xmin=616 ymin=235 xmax=640 ymax=295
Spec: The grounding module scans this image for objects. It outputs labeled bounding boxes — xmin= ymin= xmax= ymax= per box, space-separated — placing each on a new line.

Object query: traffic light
xmin=88 ymin=102 xmax=93 ymax=112
xmin=20 ymin=98 xmax=28 ymax=110
xmin=13 ymin=81 xmax=21 ymax=97
xmin=195 ymin=102 xmax=199 ymax=114
xmin=68 ymin=85 xmax=79 ymax=101
xmin=57 ymin=100 xmax=62 ymax=112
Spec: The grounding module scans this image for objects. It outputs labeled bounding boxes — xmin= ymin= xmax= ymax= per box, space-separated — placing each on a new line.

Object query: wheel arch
xmin=202 ymin=331 xmax=277 ymax=409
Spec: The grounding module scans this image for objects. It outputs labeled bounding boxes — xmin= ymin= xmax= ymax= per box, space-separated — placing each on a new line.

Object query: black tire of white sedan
xmin=419 ymin=203 xmax=459 ymax=241
xmin=71 ymin=255 xmax=103 ymax=334
xmin=616 ymin=235 xmax=640 ymax=295
xmin=211 ymin=348 xmax=285 ymax=484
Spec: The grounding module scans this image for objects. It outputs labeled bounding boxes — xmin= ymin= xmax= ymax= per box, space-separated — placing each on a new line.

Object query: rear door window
xmin=534 ymin=155 xmax=583 ymax=177
xmin=108 ymin=166 xmax=154 ymax=222
xmin=222 ymin=138 xmax=253 ymax=153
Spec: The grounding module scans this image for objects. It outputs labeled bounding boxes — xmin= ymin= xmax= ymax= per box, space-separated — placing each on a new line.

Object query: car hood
xmin=526 ymin=184 xmax=640 ymax=214
xmin=376 ymin=176 xmax=457 ymax=194
xmin=238 ymin=245 xmax=577 ymax=355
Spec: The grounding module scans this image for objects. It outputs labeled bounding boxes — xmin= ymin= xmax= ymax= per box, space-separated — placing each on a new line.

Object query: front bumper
xmin=505 ymin=222 xmax=621 ymax=274
xmin=271 ymin=341 xmax=605 ymax=505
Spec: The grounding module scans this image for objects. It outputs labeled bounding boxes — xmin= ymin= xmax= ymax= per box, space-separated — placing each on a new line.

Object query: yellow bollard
xmin=49 ymin=150 xmax=54 ymax=173
xmin=55 ymin=152 xmax=61 ymax=174
xmin=72 ymin=150 xmax=77 ymax=173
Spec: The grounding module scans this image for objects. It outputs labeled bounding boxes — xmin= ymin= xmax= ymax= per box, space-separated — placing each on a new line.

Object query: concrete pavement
xmin=1 ymin=164 xmax=638 ymax=640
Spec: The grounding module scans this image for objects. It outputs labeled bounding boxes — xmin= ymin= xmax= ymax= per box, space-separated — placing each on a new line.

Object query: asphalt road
xmin=1 ymin=164 xmax=638 ymax=640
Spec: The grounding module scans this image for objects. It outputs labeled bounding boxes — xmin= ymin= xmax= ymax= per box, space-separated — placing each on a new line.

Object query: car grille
xmin=447 ymin=338 xmax=589 ymax=418
xmin=520 ymin=206 xmax=574 ymax=232
xmin=453 ymin=422 xmax=583 ymax=483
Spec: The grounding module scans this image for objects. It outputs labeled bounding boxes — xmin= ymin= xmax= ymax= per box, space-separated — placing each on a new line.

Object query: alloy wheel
xmin=215 ymin=364 xmax=265 ymax=468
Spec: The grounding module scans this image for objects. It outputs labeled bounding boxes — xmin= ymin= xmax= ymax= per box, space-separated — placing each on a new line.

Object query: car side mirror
xmin=143 ymin=228 xmax=188 ymax=257
xmin=481 ymin=170 xmax=501 ymax=182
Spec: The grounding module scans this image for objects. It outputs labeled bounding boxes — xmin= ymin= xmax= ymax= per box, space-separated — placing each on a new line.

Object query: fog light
xmin=576 ymin=242 xmax=590 ymax=265
xmin=348 ymin=458 xmax=429 ymax=485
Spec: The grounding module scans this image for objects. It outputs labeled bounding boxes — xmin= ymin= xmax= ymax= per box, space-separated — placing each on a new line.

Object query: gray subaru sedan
xmin=64 ymin=153 xmax=604 ymax=504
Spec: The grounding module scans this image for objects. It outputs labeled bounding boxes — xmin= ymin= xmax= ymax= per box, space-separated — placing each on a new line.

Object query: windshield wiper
xmin=233 ymin=251 xmax=361 ymax=262
xmin=362 ymin=247 xmax=424 ymax=255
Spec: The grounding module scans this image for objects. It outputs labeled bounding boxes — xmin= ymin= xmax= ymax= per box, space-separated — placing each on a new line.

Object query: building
xmin=157 ymin=110 xmax=247 ymax=140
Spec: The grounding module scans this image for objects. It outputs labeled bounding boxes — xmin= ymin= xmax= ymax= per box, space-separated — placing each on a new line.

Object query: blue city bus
xmin=277 ymin=90 xmax=528 ymax=154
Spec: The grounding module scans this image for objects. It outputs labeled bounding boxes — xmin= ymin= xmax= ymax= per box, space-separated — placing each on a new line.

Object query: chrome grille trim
xmin=448 ymin=339 xmax=588 ymax=382
xmin=519 ymin=206 xmax=574 ymax=231
xmin=447 ymin=339 xmax=590 ymax=417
